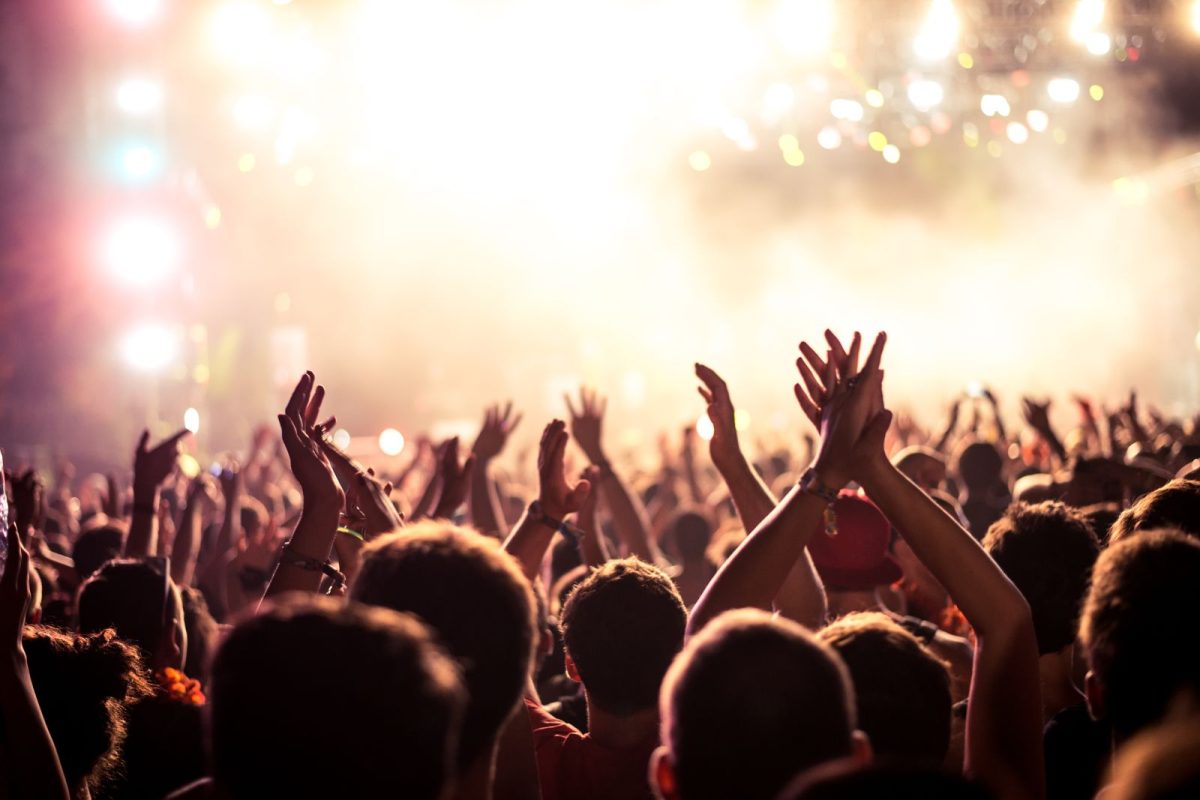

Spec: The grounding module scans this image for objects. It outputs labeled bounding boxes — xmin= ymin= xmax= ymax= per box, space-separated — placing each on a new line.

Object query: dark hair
xmin=1080 ymin=530 xmax=1200 ymax=741
xmin=1109 ymin=479 xmax=1200 ymax=545
xmin=71 ymin=524 xmax=125 ymax=582
xmin=778 ymin=759 xmax=991 ymax=800
xmin=351 ymin=522 xmax=535 ymax=773
xmin=983 ymin=501 xmax=1100 ymax=655
xmin=78 ymin=559 xmax=179 ymax=662
xmin=954 ymin=441 xmax=1004 ymax=492
xmin=560 ymin=558 xmax=687 ymax=715
xmin=210 ymin=597 xmax=464 ymax=800
xmin=661 ymin=609 xmax=856 ymax=800
xmin=23 ymin=626 xmax=153 ymax=795
xmin=670 ymin=511 xmax=714 ymax=563
xmin=817 ymin=612 xmax=952 ymax=764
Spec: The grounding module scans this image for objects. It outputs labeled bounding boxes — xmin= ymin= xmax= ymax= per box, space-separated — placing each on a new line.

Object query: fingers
xmin=823 ymin=355 xmax=836 ymax=401
xmin=798 ymin=342 xmax=828 ymax=379
xmin=861 ymin=332 xmax=888 ymax=377
xmin=697 ymin=386 xmax=714 ymax=404
xmin=285 ymin=372 xmax=313 ymax=424
xmin=564 ymin=392 xmax=579 ymax=419
xmin=844 ymin=332 xmax=862 ymax=379
xmin=508 ymin=412 xmax=523 ymax=434
xmin=824 ymin=330 xmax=848 ymax=371
xmin=860 ymin=409 xmax=894 ymax=451
xmin=796 ymin=357 xmax=825 ymax=405
xmin=794 ymin=384 xmax=820 ymax=426
xmin=137 ymin=430 xmax=150 ymax=455
xmin=304 ymin=384 xmax=325 ymax=430
xmin=158 ymin=429 xmax=191 ymax=453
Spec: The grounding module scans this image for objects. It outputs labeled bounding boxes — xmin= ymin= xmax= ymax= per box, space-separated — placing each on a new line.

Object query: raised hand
xmin=472 ymin=402 xmax=522 ymax=462
xmin=278 ymin=372 xmax=343 ymax=508
xmin=431 ymin=437 xmax=474 ymax=519
xmin=1 ymin=522 xmax=31 ymax=645
xmin=1021 ymin=397 xmax=1052 ymax=434
xmin=317 ymin=436 xmax=404 ymax=536
xmin=7 ymin=469 xmax=43 ymax=536
xmin=133 ymin=429 xmax=190 ymax=495
xmin=537 ymin=420 xmax=591 ymax=520
xmin=695 ymin=364 xmax=741 ymax=465
xmin=566 ymin=387 xmax=607 ymax=465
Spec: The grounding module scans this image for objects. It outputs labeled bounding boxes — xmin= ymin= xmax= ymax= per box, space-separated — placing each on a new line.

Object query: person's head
xmin=653 ymin=609 xmax=866 ymax=800
xmin=77 ymin=558 xmax=186 ymax=671
xmin=238 ymin=496 xmax=268 ymax=537
xmin=23 ymin=625 xmax=153 ymax=796
xmin=983 ymin=501 xmax=1100 ymax=656
xmin=953 ymin=440 xmax=1004 ymax=493
xmin=1105 ymin=713 xmax=1200 ymax=800
xmin=778 ymin=759 xmax=990 ymax=800
xmin=807 ymin=492 xmax=900 ymax=594
xmin=1109 ymin=479 xmax=1200 ymax=545
xmin=817 ymin=612 xmax=951 ymax=764
xmin=351 ymin=522 xmax=535 ymax=773
xmin=559 ymin=557 xmax=687 ymax=716
xmin=669 ymin=511 xmax=714 ymax=564
xmin=71 ymin=523 xmax=125 ymax=582
xmin=209 ymin=596 xmax=465 ymax=800
xmin=1080 ymin=529 xmax=1200 ymax=742
xmin=892 ymin=446 xmax=947 ymax=492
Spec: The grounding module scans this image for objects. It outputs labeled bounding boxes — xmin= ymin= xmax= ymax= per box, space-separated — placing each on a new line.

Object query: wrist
xmin=132 ymin=483 xmax=159 ymax=507
xmin=854 ymin=455 xmax=895 ymax=491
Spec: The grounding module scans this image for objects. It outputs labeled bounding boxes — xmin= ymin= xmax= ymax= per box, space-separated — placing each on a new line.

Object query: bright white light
xmin=913 ymin=0 xmax=959 ymax=61
xmin=115 ymin=78 xmax=163 ymax=115
xmin=378 ymin=428 xmax=405 ymax=456
xmin=774 ymin=0 xmax=835 ymax=58
xmin=981 ymin=94 xmax=1011 ymax=117
xmin=332 ymin=428 xmax=351 ymax=450
xmin=1006 ymin=121 xmax=1029 ymax=144
xmin=830 ymin=98 xmax=864 ymax=122
xmin=1070 ymin=0 xmax=1106 ymax=41
xmin=733 ymin=408 xmax=751 ymax=432
xmin=696 ymin=414 xmax=715 ymax=441
xmin=907 ymin=79 xmax=944 ymax=111
xmin=183 ymin=408 xmax=201 ymax=434
xmin=106 ymin=0 xmax=162 ymax=26
xmin=104 ymin=217 xmax=180 ymax=286
xmin=1047 ymin=77 xmax=1081 ymax=103
xmin=1192 ymin=0 xmax=1200 ymax=35
xmin=764 ymin=83 xmax=795 ymax=116
xmin=119 ymin=144 xmax=161 ymax=181
xmin=232 ymin=95 xmax=273 ymax=131
xmin=120 ymin=324 xmax=178 ymax=372
xmin=210 ymin=2 xmax=273 ymax=65
xmin=882 ymin=144 xmax=901 ymax=163
xmin=1026 ymin=109 xmax=1049 ymax=132
xmin=1085 ymin=31 xmax=1111 ymax=55
xmin=817 ymin=126 xmax=842 ymax=150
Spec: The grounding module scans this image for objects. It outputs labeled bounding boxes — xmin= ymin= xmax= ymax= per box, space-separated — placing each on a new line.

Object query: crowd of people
xmin=1 ymin=329 xmax=1199 ymax=799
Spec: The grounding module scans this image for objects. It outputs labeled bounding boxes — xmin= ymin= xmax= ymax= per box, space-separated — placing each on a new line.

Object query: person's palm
xmin=134 ymin=430 xmax=189 ymax=492
xmin=538 ymin=420 xmax=590 ymax=519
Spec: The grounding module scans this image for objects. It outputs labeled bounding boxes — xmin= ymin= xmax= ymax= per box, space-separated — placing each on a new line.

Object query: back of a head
xmin=983 ymin=501 xmax=1100 ymax=655
xmin=1080 ymin=530 xmax=1200 ymax=742
xmin=210 ymin=596 xmax=465 ymax=800
xmin=351 ymin=522 xmax=535 ymax=772
xmin=661 ymin=609 xmax=856 ymax=800
xmin=817 ymin=612 xmax=951 ymax=764
xmin=23 ymin=626 xmax=153 ymax=796
xmin=1106 ymin=714 xmax=1200 ymax=800
xmin=778 ymin=759 xmax=991 ymax=800
xmin=1109 ymin=479 xmax=1200 ymax=545
xmin=78 ymin=559 xmax=169 ymax=660
xmin=72 ymin=524 xmax=125 ymax=582
xmin=671 ymin=511 xmax=714 ymax=563
xmin=560 ymin=557 xmax=687 ymax=715
xmin=954 ymin=441 xmax=1003 ymax=492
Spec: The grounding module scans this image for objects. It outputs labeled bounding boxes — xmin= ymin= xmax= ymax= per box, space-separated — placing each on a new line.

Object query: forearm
xmin=125 ymin=485 xmax=158 ymax=558
xmin=171 ymin=504 xmax=201 ymax=587
xmin=410 ymin=472 xmax=441 ymax=521
xmin=0 ymin=655 xmax=71 ymax=800
xmin=501 ymin=512 xmax=556 ymax=583
xmin=593 ymin=463 xmax=656 ymax=563
xmin=687 ymin=484 xmax=826 ymax=637
xmin=468 ymin=462 xmax=504 ymax=538
xmin=264 ymin=503 xmax=339 ymax=598
xmin=576 ymin=507 xmax=609 ymax=568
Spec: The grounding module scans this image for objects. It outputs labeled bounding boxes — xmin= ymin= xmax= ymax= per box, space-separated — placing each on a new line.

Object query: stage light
xmin=980 ymin=94 xmax=1010 ymax=117
xmin=830 ymin=98 xmax=864 ymax=122
xmin=868 ymin=131 xmax=888 ymax=152
xmin=104 ymin=217 xmax=180 ymax=286
xmin=106 ymin=0 xmax=162 ymax=26
xmin=774 ymin=0 xmax=834 ymax=58
xmin=764 ymin=83 xmax=795 ymax=116
xmin=864 ymin=89 xmax=884 ymax=108
xmin=1070 ymin=0 xmax=1105 ymax=42
xmin=733 ymin=409 xmax=750 ymax=432
xmin=118 ymin=143 xmax=162 ymax=181
xmin=817 ymin=126 xmax=842 ymax=150
xmin=910 ymin=125 xmax=932 ymax=147
xmin=294 ymin=166 xmax=314 ymax=186
xmin=183 ymin=407 xmax=200 ymax=434
xmin=1085 ymin=32 xmax=1111 ymax=55
xmin=962 ymin=123 xmax=980 ymax=147
xmin=913 ymin=0 xmax=959 ymax=61
xmin=1026 ymin=109 xmax=1049 ymax=132
xmin=237 ymin=153 xmax=256 ymax=172
xmin=332 ymin=428 xmax=351 ymax=450
xmin=115 ymin=78 xmax=162 ymax=115
xmin=1006 ymin=121 xmax=1029 ymax=144
xmin=907 ymin=79 xmax=944 ymax=111
xmin=209 ymin=2 xmax=273 ymax=64
xmin=696 ymin=414 xmax=715 ymax=441
xmin=232 ymin=95 xmax=273 ymax=132
xmin=1192 ymin=0 xmax=1200 ymax=35
xmin=688 ymin=150 xmax=711 ymax=172
xmin=1047 ymin=77 xmax=1080 ymax=103
xmin=119 ymin=324 xmax=178 ymax=372
xmin=882 ymin=144 xmax=901 ymax=164
xmin=378 ymin=428 xmax=405 ymax=456
xmin=1089 ymin=84 xmax=1104 ymax=101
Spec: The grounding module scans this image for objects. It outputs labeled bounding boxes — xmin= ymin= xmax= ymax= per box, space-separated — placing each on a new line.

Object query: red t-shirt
xmin=525 ymin=697 xmax=658 ymax=800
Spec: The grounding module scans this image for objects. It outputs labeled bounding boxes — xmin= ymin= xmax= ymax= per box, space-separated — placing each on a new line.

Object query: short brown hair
xmin=560 ymin=558 xmax=687 ymax=715
xmin=661 ymin=609 xmax=856 ymax=800
xmin=818 ymin=612 xmax=951 ymax=763
xmin=351 ymin=522 xmax=536 ymax=772
xmin=1109 ymin=479 xmax=1200 ymax=545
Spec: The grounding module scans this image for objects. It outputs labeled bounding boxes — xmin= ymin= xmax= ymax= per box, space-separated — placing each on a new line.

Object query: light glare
xmin=981 ymin=94 xmax=1011 ymax=117
xmin=379 ymin=428 xmax=405 ymax=456
xmin=120 ymin=324 xmax=178 ymax=372
xmin=913 ymin=0 xmax=959 ymax=61
xmin=105 ymin=217 xmax=180 ymax=286
xmin=907 ymin=79 xmax=944 ymax=111
xmin=115 ymin=79 xmax=163 ymax=115
xmin=830 ymin=98 xmax=864 ymax=122
xmin=106 ymin=0 xmax=162 ymax=26
xmin=184 ymin=408 xmax=201 ymax=434
xmin=1047 ymin=77 xmax=1081 ymax=103
xmin=696 ymin=414 xmax=715 ymax=441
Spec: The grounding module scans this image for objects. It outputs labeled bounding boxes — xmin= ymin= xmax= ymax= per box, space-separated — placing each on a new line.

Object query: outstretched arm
xmin=695 ymin=362 xmax=826 ymax=628
xmin=470 ymin=403 xmax=521 ymax=538
xmin=566 ymin=388 xmax=657 ymax=564
xmin=126 ymin=429 xmax=190 ymax=558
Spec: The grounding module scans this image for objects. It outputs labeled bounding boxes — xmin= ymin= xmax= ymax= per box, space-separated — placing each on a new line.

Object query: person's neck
xmin=1039 ymin=649 xmax=1085 ymax=721
xmin=827 ymin=589 xmax=880 ymax=618
xmin=586 ymin=695 xmax=659 ymax=749
xmin=451 ymin=741 xmax=497 ymax=800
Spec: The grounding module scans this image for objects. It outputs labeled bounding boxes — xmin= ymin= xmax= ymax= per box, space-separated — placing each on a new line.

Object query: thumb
xmin=861 ymin=409 xmax=893 ymax=450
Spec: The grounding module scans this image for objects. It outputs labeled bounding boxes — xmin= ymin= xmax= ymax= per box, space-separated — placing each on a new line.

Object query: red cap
xmin=807 ymin=490 xmax=901 ymax=591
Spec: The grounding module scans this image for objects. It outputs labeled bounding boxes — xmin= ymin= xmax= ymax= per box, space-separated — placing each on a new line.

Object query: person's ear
xmin=650 ymin=746 xmax=679 ymax=800
xmin=1085 ymin=670 xmax=1106 ymax=721
xmin=564 ymin=652 xmax=582 ymax=683
xmin=539 ymin=626 xmax=554 ymax=658
xmin=850 ymin=729 xmax=873 ymax=765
